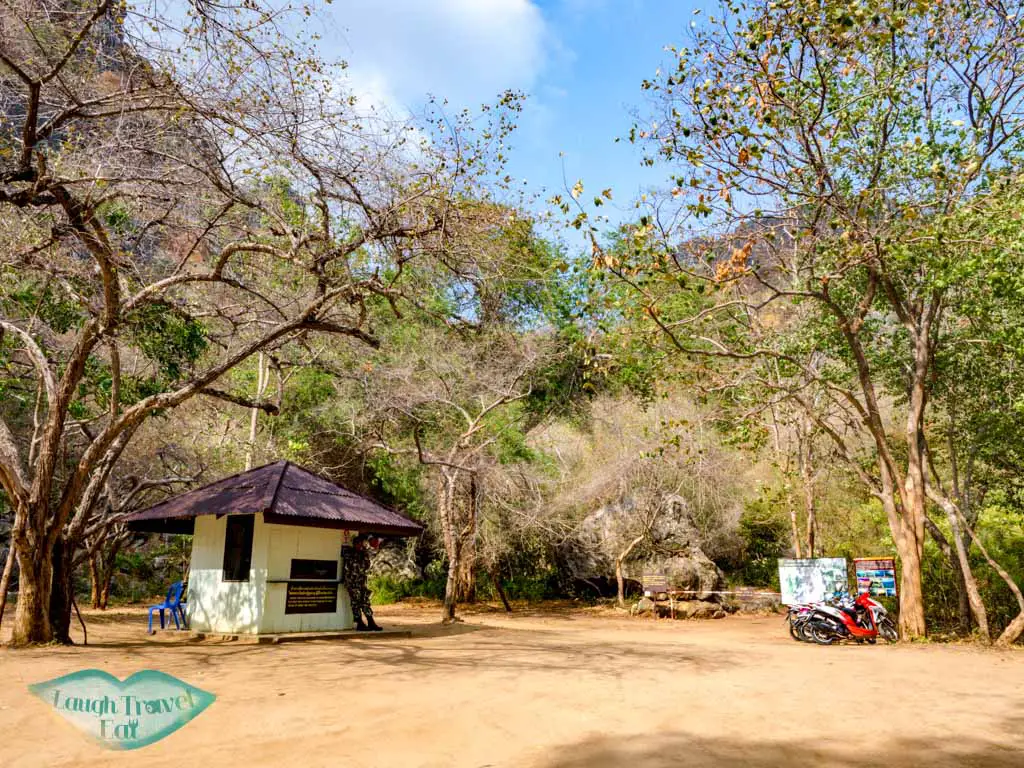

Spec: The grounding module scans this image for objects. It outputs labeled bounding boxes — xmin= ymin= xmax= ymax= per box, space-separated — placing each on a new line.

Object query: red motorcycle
xmin=806 ymin=591 xmax=898 ymax=644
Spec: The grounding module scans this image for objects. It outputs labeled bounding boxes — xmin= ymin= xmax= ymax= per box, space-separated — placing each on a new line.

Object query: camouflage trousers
xmin=347 ymin=584 xmax=375 ymax=626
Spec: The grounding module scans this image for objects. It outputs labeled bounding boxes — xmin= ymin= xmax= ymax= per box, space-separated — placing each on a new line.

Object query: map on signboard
xmin=777 ymin=558 xmax=848 ymax=605
xmin=854 ymin=557 xmax=897 ymax=597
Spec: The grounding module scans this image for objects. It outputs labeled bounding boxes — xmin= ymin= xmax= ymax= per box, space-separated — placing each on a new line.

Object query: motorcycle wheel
xmin=810 ymin=622 xmax=837 ymax=645
xmin=879 ymin=618 xmax=898 ymax=642
xmin=789 ymin=617 xmax=802 ymax=641
xmin=796 ymin=619 xmax=814 ymax=643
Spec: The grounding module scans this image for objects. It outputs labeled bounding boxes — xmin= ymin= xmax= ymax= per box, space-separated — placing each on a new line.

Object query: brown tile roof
xmin=125 ymin=460 xmax=422 ymax=536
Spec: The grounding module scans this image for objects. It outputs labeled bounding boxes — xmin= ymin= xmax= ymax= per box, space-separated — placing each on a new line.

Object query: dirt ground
xmin=1 ymin=602 xmax=1023 ymax=768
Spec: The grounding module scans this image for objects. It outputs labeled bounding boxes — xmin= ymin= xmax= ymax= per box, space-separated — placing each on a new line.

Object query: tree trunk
xmin=442 ymin=545 xmax=459 ymax=623
xmin=11 ymin=546 xmax=53 ymax=645
xmin=88 ymin=552 xmax=101 ymax=609
xmin=805 ymin=499 xmax=816 ymax=559
xmin=955 ymin=565 xmax=972 ymax=635
xmin=787 ymin=491 xmax=802 ymax=559
xmin=615 ymin=555 xmax=627 ymax=609
xmin=438 ymin=471 xmax=460 ymax=624
xmin=801 ymin=461 xmax=816 ymax=558
xmin=455 ymin=474 xmax=479 ymax=603
xmin=0 ymin=542 xmax=16 ymax=636
xmin=798 ymin=414 xmax=815 ymax=557
xmin=894 ymin=516 xmax=926 ymax=640
xmin=72 ymin=595 xmax=87 ymax=646
xmin=998 ymin=613 xmax=1024 ymax=647
xmin=48 ymin=536 xmax=75 ymax=645
xmin=951 ymin=507 xmax=1024 ymax=647
xmin=489 ymin=564 xmax=512 ymax=613
xmin=99 ymin=548 xmax=118 ymax=610
xmin=898 ymin=336 xmax=933 ymax=640
xmin=456 ymin=546 xmax=476 ymax=603
xmin=244 ymin=352 xmax=268 ymax=471
xmin=939 ymin=498 xmax=989 ymax=639
xmin=616 ymin=534 xmax=645 ymax=609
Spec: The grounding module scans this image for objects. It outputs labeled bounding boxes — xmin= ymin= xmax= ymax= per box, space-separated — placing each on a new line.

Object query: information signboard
xmin=777 ymin=557 xmax=848 ymax=605
xmin=641 ymin=568 xmax=669 ymax=596
xmin=283 ymin=558 xmax=339 ymax=614
xmin=284 ymin=583 xmax=338 ymax=614
xmin=854 ymin=557 xmax=897 ymax=597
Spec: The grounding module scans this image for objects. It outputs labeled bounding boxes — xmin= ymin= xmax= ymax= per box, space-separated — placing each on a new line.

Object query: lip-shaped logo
xmin=29 ymin=669 xmax=215 ymax=750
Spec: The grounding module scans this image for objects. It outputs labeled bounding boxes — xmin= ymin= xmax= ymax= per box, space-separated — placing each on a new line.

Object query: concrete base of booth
xmin=189 ymin=628 xmax=412 ymax=644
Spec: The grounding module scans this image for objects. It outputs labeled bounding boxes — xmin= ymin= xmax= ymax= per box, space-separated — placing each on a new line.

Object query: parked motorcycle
xmin=786 ymin=604 xmax=814 ymax=641
xmin=804 ymin=591 xmax=898 ymax=644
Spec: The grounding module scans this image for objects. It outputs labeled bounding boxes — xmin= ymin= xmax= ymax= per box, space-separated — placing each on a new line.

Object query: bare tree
xmin=0 ymin=0 xmax=514 ymax=643
xmin=80 ymin=454 xmax=202 ymax=610
xmin=360 ymin=328 xmax=544 ymax=622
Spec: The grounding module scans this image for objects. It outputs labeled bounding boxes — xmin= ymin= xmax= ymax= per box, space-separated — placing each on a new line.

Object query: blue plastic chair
xmin=148 ymin=581 xmax=186 ymax=634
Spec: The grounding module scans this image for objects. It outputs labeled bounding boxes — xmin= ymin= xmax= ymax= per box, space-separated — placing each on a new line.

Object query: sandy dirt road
xmin=1 ymin=603 xmax=1022 ymax=768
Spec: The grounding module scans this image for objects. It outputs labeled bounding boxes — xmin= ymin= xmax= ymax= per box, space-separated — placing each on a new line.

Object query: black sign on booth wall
xmin=289 ymin=559 xmax=337 ymax=580
xmin=284 ymin=583 xmax=338 ymax=614
xmin=284 ymin=558 xmax=339 ymax=614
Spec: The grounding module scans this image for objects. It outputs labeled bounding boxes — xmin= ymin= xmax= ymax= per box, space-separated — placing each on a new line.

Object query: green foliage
xmin=262 ymin=177 xmax=309 ymax=231
xmin=973 ymin=506 xmax=1024 ymax=635
xmin=920 ymin=540 xmax=966 ymax=634
xmin=734 ymin=500 xmax=788 ymax=588
xmin=369 ymin=564 xmax=563 ymax=605
xmin=99 ymin=201 xmax=133 ymax=235
xmin=125 ymin=302 xmax=207 ymax=380
xmin=819 ymin=500 xmax=893 ymax=563
xmin=495 ymin=569 xmax=563 ymax=602
xmin=0 ymin=277 xmax=84 ymax=333
xmin=107 ymin=535 xmax=191 ymax=602
xmin=491 ymin=218 xmax=580 ymax=330
xmin=366 ymin=453 xmax=428 ymax=521
xmin=521 ymin=327 xmax=593 ymax=420
xmin=73 ymin=355 xmax=168 ymax=417
xmin=369 ymin=570 xmax=446 ymax=605
xmin=494 ymin=422 xmax=535 ymax=465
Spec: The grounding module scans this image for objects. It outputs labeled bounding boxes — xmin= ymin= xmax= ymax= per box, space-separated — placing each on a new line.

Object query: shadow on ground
xmin=273 ymin=622 xmax=739 ymax=684
xmin=536 ymin=730 xmax=1024 ymax=768
xmin=7 ymin=616 xmax=736 ymax=684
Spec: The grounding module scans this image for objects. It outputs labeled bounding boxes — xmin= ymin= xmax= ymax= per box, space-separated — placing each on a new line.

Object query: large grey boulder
xmin=641 ymin=547 xmax=726 ymax=602
xmin=632 ymin=596 xmax=656 ymax=615
xmin=561 ymin=491 xmax=728 ymax=603
xmin=369 ymin=540 xmax=422 ymax=581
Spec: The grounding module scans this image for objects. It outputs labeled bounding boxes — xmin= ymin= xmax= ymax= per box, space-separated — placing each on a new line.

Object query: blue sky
xmin=318 ymin=0 xmax=701 ymax=223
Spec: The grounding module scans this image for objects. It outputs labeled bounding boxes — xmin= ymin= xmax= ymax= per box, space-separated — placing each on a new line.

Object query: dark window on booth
xmin=222 ymin=515 xmax=254 ymax=582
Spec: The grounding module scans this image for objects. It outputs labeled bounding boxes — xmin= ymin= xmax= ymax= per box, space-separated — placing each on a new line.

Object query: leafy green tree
xmin=600 ymin=0 xmax=1024 ymax=640
xmin=349 ymin=212 xmax=580 ymax=622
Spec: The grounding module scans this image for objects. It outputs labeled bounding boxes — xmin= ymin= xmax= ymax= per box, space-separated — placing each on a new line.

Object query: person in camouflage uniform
xmin=342 ymin=535 xmax=381 ymax=631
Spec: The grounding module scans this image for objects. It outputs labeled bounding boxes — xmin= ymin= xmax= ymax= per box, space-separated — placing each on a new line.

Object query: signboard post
xmin=854 ymin=557 xmax=898 ymax=597
xmin=777 ymin=557 xmax=848 ymax=605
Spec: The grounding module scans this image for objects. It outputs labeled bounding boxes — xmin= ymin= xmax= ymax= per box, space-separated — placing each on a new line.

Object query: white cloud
xmin=325 ymin=0 xmax=550 ymax=114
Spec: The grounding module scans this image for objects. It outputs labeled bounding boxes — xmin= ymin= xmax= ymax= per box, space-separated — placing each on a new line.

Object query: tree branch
xmin=200 ymin=387 xmax=280 ymax=415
